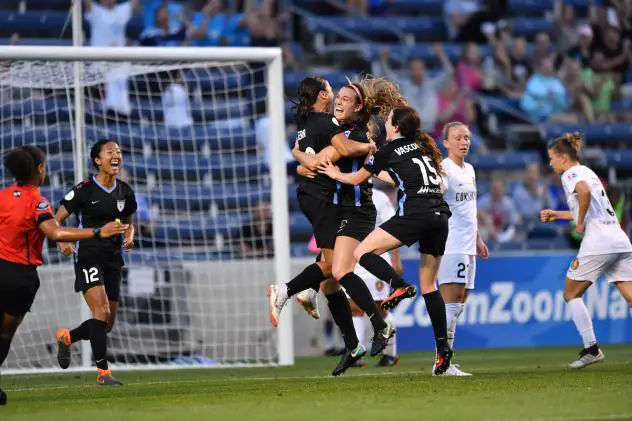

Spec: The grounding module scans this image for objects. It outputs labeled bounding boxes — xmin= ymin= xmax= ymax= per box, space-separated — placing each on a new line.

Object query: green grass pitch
xmin=2 ymin=345 xmax=632 ymax=421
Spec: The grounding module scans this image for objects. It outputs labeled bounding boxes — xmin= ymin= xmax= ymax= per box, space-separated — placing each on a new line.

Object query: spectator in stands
xmin=561 ymin=58 xmax=596 ymax=122
xmin=565 ymin=25 xmax=596 ymax=69
xmin=456 ymin=43 xmax=485 ymax=92
xmin=478 ymin=177 xmax=521 ymax=243
xmin=520 ymin=57 xmax=574 ymax=122
xmin=378 ymin=44 xmax=453 ymax=132
xmin=512 ymin=163 xmax=553 ymax=225
xmin=553 ymin=0 xmax=580 ymax=54
xmin=84 ymin=0 xmax=140 ymax=47
xmin=482 ymin=42 xmax=523 ymax=98
xmin=348 ymin=0 xmax=386 ymax=15
xmin=162 ymin=70 xmax=192 ymax=128
xmin=583 ymin=55 xmax=617 ymax=121
xmin=239 ymin=200 xmax=273 ymax=258
xmin=590 ymin=25 xmax=631 ymax=83
xmin=509 ymin=37 xmax=532 ymax=89
xmin=433 ymin=77 xmax=475 ymax=136
xmin=444 ymin=0 xmax=482 ymax=40
xmin=143 ymin=0 xmax=184 ymax=31
xmin=139 ymin=6 xmax=192 ymax=47
xmin=104 ymin=63 xmax=132 ymax=122
xmin=531 ymin=32 xmax=554 ymax=69
xmin=191 ymin=0 xmax=252 ymax=47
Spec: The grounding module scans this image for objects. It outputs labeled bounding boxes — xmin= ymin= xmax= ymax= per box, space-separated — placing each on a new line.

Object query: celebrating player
xmin=0 ymin=146 xmax=126 ymax=405
xmin=318 ymin=106 xmax=454 ymax=375
xmin=267 ymin=76 xmax=378 ymax=375
xmin=54 ymin=139 xmax=137 ymax=385
xmin=437 ymin=122 xmax=489 ymax=376
xmin=540 ymin=133 xmax=632 ymax=368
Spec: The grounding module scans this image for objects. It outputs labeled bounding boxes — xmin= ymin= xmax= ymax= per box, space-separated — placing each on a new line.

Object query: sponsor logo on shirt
xmin=36 ymin=201 xmax=50 ymax=211
xmin=12 ymin=191 xmax=21 ymax=197
xmin=64 ymin=190 xmax=75 ymax=201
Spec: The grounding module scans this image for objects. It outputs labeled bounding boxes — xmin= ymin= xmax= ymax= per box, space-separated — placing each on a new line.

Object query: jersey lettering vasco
xmin=335 ymin=124 xmax=373 ymax=207
xmin=561 ymin=165 xmax=632 ymax=257
xmin=442 ymin=158 xmax=477 ymax=255
xmin=60 ymin=176 xmax=137 ymax=267
xmin=364 ymin=136 xmax=449 ymax=216
xmin=296 ymin=112 xmax=345 ymax=202
xmin=0 ymin=183 xmax=55 ymax=266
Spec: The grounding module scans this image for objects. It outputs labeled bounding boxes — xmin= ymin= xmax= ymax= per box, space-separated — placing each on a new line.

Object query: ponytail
xmin=291 ymin=76 xmax=329 ymax=124
xmin=548 ymin=131 xmax=582 ymax=162
xmin=3 ymin=145 xmax=46 ymax=184
xmin=413 ymin=131 xmax=444 ymax=176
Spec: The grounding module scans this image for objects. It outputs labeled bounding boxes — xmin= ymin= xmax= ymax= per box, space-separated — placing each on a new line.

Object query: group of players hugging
xmin=1 ymin=73 xmax=632 ymax=406
xmin=267 ymin=75 xmax=632 ymax=377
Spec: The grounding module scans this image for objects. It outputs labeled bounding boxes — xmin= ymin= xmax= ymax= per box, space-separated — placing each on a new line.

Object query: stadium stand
xmin=0 ymin=0 xmax=631 ymax=256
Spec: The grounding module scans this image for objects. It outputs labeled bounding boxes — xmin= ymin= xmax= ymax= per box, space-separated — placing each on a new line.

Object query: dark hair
xmin=3 ymin=145 xmax=46 ymax=184
xmin=548 ymin=132 xmax=582 ymax=162
xmin=341 ymin=81 xmax=369 ymax=127
xmin=292 ymin=76 xmax=328 ymax=123
xmin=90 ymin=139 xmax=118 ymax=170
xmin=390 ymin=106 xmax=444 ymax=175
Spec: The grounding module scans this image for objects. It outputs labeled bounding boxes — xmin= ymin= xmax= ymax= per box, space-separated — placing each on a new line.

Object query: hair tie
xmin=348 ymin=84 xmax=363 ymax=105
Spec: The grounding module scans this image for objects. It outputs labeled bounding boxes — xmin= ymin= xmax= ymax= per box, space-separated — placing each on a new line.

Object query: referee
xmin=55 ymin=139 xmax=137 ymax=386
xmin=0 ymin=145 xmax=127 ymax=405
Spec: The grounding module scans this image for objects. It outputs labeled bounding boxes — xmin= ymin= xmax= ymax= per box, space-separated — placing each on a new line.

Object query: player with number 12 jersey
xmin=437 ymin=122 xmax=489 ymax=376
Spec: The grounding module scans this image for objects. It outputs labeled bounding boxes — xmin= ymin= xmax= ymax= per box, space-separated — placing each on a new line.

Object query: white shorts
xmin=437 ymin=254 xmax=476 ymax=290
xmin=566 ymin=252 xmax=632 ymax=283
xmin=345 ymin=252 xmax=392 ymax=302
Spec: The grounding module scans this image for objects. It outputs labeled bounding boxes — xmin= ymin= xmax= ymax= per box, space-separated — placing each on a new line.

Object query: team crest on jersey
xmin=344 ymin=130 xmax=351 ymax=138
xmin=568 ymin=173 xmax=577 ymax=181
xmin=366 ymin=156 xmax=374 ymax=166
xmin=36 ymin=201 xmax=50 ymax=211
xmin=12 ymin=190 xmax=21 ymax=197
xmin=375 ymin=280 xmax=385 ymax=291
xmin=117 ymin=200 xmax=125 ymax=211
xmin=571 ymin=259 xmax=580 ymax=270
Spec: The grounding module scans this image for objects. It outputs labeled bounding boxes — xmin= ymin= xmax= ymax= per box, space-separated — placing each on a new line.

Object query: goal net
xmin=0 ymin=47 xmax=292 ymax=374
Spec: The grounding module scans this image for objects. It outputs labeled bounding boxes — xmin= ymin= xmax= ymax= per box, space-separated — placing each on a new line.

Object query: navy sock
xmin=89 ymin=319 xmax=109 ymax=370
xmin=325 ymin=290 xmax=359 ymax=349
xmin=338 ymin=272 xmax=387 ymax=331
xmin=70 ymin=320 xmax=92 ymax=343
xmin=286 ymin=263 xmax=326 ymax=297
xmin=423 ymin=291 xmax=448 ymax=347
xmin=359 ymin=252 xmax=407 ymax=289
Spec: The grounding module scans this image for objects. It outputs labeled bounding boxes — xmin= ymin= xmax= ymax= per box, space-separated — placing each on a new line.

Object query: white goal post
xmin=0 ymin=46 xmax=293 ymax=374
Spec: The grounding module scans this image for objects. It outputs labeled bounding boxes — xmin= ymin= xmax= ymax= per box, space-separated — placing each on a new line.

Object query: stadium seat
xmin=306 ymin=16 xmax=447 ymax=40
xmin=289 ymin=211 xmax=312 ymax=241
xmin=540 ymin=124 xmax=632 ymax=144
xmin=124 ymin=153 xmax=267 ymax=182
xmin=146 ymin=184 xmax=271 ymax=212
xmin=468 ymin=151 xmax=541 ymax=170
xmin=363 ymin=43 xmax=492 ymax=64
xmin=152 ymin=214 xmax=248 ymax=245
xmin=604 ymin=149 xmax=632 ymax=169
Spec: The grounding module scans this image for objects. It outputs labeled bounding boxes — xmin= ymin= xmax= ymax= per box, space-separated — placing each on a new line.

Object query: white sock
xmin=383 ymin=312 xmax=397 ymax=357
xmin=445 ymin=303 xmax=464 ymax=350
xmin=352 ymin=316 xmax=366 ymax=348
xmin=568 ymin=298 xmax=597 ymax=348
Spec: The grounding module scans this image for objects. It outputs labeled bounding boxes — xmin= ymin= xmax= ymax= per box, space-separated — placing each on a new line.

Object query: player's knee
xmin=563 ymin=290 xmax=580 ymax=302
xmin=332 ymin=265 xmax=349 ymax=282
xmin=354 ymin=249 xmax=367 ymax=264
xmin=317 ymin=260 xmax=333 ymax=278
xmin=94 ymin=305 xmax=111 ymax=323
xmin=106 ymin=319 xmax=115 ymax=333
xmin=321 ymin=278 xmax=340 ymax=295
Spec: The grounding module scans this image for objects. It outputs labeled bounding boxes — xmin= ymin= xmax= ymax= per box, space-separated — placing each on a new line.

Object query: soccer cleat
xmin=55 ymin=328 xmax=72 ymax=369
xmin=324 ymin=347 xmax=345 ymax=357
xmin=569 ymin=345 xmax=605 ymax=369
xmin=0 ymin=388 xmax=6 ymax=406
xmin=370 ymin=324 xmax=395 ymax=356
xmin=97 ymin=369 xmax=123 ymax=386
xmin=376 ymin=355 xmax=400 ymax=367
xmin=331 ymin=344 xmax=367 ymax=376
xmin=381 ymin=284 xmax=417 ymax=310
xmin=296 ymin=289 xmax=320 ymax=320
xmin=441 ymin=364 xmax=472 ymax=376
xmin=267 ymin=284 xmax=289 ymax=328
xmin=432 ymin=343 xmax=454 ymax=376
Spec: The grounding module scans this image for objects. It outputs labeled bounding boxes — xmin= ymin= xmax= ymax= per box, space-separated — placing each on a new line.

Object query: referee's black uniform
xmin=60 ymin=176 xmax=137 ymax=301
xmin=296 ymin=112 xmax=345 ymax=250
xmin=364 ymin=135 xmax=451 ymax=256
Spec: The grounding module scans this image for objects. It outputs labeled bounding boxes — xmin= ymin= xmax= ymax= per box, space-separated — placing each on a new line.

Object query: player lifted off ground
xmin=318 ymin=106 xmax=454 ymax=375
xmin=290 ymin=77 xmax=407 ymax=373
xmin=437 ymin=122 xmax=489 ymax=376
xmin=0 ymin=146 xmax=126 ymax=405
xmin=267 ymin=76 xmax=379 ymax=375
xmin=540 ymin=133 xmax=632 ymax=369
xmin=55 ymin=139 xmax=137 ymax=385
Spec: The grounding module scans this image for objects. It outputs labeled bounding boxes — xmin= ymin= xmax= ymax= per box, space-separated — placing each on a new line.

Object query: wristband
xmin=93 ymin=227 xmax=102 ymax=238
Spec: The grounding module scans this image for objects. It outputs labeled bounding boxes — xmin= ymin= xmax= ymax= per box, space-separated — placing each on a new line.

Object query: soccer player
xmin=437 ymin=122 xmax=489 ymax=376
xmin=0 ymin=146 xmax=126 ymax=405
xmin=318 ymin=106 xmax=454 ymax=375
xmin=540 ymin=132 xmax=632 ymax=369
xmin=267 ymin=76 xmax=377 ymax=375
xmin=54 ymin=139 xmax=137 ymax=385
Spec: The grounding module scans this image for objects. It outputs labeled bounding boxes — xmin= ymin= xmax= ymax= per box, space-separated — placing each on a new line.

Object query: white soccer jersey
xmin=442 ymin=158 xmax=478 ymax=255
xmin=374 ymin=189 xmax=396 ymax=226
xmin=562 ymin=165 xmax=632 ymax=257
